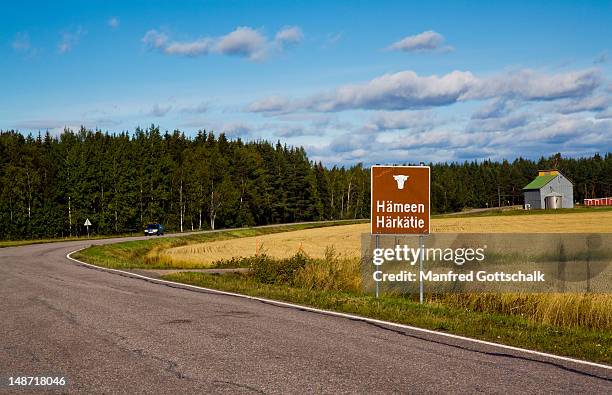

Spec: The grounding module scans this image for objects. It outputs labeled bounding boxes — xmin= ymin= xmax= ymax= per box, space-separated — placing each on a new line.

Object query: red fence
xmin=584 ymin=197 xmax=612 ymax=206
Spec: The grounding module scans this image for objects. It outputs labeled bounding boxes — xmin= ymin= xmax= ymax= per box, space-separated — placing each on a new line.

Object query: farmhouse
xmin=523 ymin=170 xmax=574 ymax=209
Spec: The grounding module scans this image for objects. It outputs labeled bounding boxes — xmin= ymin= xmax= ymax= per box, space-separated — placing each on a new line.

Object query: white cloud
xmin=143 ymin=30 xmax=213 ymax=56
xmin=272 ymin=125 xmax=309 ymax=138
xmin=179 ymin=119 xmax=209 ymax=128
xmin=181 ymin=102 xmax=208 ymax=114
xmin=556 ymin=95 xmax=609 ymax=114
xmin=91 ymin=117 xmax=122 ymax=127
xmin=247 ymin=95 xmax=293 ymax=113
xmin=387 ymin=30 xmax=452 ymax=52
xmin=275 ymin=26 xmax=304 ymax=48
xmin=308 ymin=110 xmax=612 ymax=166
xmin=594 ymin=50 xmax=608 ymax=64
xmin=323 ymin=32 xmax=343 ymax=48
xmin=248 ymin=68 xmax=604 ymax=113
xmin=108 ymin=17 xmax=120 ymax=29
xmin=472 ymin=99 xmax=514 ymax=119
xmin=250 ymin=70 xmax=478 ymax=112
xmin=254 ymin=67 xmax=609 ymax=165
xmin=12 ymin=32 xmax=30 ymax=52
xmin=215 ymin=27 xmax=267 ymax=60
xmin=167 ymin=38 xmax=214 ymax=56
xmin=465 ymin=110 xmax=612 ymax=155
xmin=596 ymin=108 xmax=612 ymax=120
xmin=467 ymin=68 xmax=601 ymax=101
xmin=142 ymin=30 xmax=169 ymax=49
xmin=13 ymin=118 xmax=124 ymax=134
xmin=521 ymin=115 xmax=611 ymax=146
xmin=271 ymin=113 xmax=335 ymax=126
xmin=58 ymin=26 xmax=85 ymax=54
xmin=148 ymin=103 xmax=172 ymax=117
xmin=365 ymin=110 xmax=440 ymax=133
xmin=467 ymin=112 xmax=532 ymax=133
xmin=328 ymin=132 xmax=374 ymax=154
xmin=222 ymin=122 xmax=252 ymax=138
xmin=301 ymin=86 xmax=611 ymax=165
xmin=14 ymin=119 xmax=68 ymax=130
xmin=142 ymin=26 xmax=302 ymax=61
xmin=262 ymin=122 xmax=323 ymax=138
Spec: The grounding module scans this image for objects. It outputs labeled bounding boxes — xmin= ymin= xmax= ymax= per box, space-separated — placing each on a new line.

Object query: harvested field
xmin=160 ymin=223 xmax=366 ymax=265
xmin=160 ymin=211 xmax=612 ymax=266
xmin=431 ymin=211 xmax=612 ymax=233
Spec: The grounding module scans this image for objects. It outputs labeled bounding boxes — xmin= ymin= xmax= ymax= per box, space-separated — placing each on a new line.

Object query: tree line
xmin=0 ymin=127 xmax=369 ymax=239
xmin=0 ymin=127 xmax=610 ymax=239
xmin=430 ymin=153 xmax=612 ymax=212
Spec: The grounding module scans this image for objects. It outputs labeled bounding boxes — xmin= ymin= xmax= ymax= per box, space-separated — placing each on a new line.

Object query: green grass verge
xmin=160 ymin=271 xmax=612 ymax=365
xmin=433 ymin=206 xmax=612 ymax=219
xmin=72 ymin=220 xmax=367 ymax=270
xmin=0 ymin=232 xmax=142 ymax=248
xmin=5 ymin=206 xmax=611 ymax=247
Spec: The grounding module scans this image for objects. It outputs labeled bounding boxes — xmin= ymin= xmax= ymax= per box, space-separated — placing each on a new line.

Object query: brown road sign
xmin=371 ymin=165 xmax=430 ymax=234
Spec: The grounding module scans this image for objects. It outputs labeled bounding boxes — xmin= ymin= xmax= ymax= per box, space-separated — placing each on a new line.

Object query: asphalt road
xmin=1 ymin=235 xmax=611 ymax=394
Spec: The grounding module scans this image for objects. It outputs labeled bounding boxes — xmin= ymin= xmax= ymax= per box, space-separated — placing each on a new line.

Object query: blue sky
xmin=1 ymin=0 xmax=611 ymax=165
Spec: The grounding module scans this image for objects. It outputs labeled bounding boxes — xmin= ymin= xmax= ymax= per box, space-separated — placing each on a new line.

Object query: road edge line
xmin=66 ymin=248 xmax=611 ymax=372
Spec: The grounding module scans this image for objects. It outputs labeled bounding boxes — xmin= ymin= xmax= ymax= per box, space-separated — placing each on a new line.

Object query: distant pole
xmin=84 ymin=218 xmax=92 ymax=239
xmin=498 ymin=186 xmax=501 ymax=208
xmin=68 ymin=196 xmax=72 ymax=237
xmin=375 ymin=233 xmax=380 ymax=298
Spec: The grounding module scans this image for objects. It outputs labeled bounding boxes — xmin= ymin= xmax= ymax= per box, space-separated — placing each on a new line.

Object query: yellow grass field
xmin=160 ymin=211 xmax=612 ymax=266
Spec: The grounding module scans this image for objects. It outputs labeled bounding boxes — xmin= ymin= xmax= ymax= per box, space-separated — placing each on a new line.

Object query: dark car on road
xmin=144 ymin=223 xmax=164 ymax=236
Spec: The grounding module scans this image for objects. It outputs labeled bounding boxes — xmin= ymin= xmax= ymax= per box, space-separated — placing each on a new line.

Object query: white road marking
xmin=66 ymin=248 xmax=611 ymax=372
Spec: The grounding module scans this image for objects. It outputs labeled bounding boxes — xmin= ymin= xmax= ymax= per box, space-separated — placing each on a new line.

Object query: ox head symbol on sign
xmin=393 ymin=174 xmax=409 ymax=190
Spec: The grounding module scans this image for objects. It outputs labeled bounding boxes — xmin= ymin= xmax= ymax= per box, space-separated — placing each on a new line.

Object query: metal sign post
xmin=418 ymin=162 xmax=425 ymax=305
xmin=84 ymin=218 xmax=92 ymax=238
xmin=370 ymin=164 xmax=431 ymax=302
xmin=375 ymin=233 xmax=380 ymax=298
xmin=419 ymin=234 xmax=424 ymax=304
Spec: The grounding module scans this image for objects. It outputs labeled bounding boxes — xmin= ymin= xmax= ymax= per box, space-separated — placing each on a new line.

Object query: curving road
xmin=1 ymin=234 xmax=611 ymax=393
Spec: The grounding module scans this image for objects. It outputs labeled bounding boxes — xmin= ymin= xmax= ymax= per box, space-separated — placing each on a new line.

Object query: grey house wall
xmin=542 ymin=174 xmax=574 ymax=208
xmin=524 ymin=190 xmax=542 ymax=209
xmin=525 ymin=174 xmax=574 ymax=209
